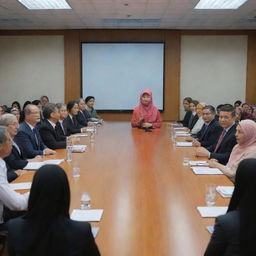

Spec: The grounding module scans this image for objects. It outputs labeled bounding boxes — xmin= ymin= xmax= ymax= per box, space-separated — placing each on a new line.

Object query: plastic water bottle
xmin=66 ymin=137 xmax=72 ymax=162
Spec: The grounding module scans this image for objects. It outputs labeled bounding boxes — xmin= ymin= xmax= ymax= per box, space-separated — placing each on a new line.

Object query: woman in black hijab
xmin=7 ymin=165 xmax=100 ymax=256
xmin=204 ymin=158 xmax=256 ymax=255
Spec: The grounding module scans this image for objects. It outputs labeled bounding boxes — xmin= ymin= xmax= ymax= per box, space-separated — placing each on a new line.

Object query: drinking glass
xmin=205 ymin=184 xmax=216 ymax=206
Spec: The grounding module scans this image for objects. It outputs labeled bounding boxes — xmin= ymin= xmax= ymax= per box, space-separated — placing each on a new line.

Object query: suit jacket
xmin=14 ymin=122 xmax=47 ymax=158
xmin=76 ymin=111 xmax=89 ymax=127
xmin=39 ymin=120 xmax=66 ymax=150
xmin=181 ymin=111 xmax=192 ymax=128
xmin=65 ymin=115 xmax=84 ymax=136
xmin=4 ymin=145 xmax=28 ymax=170
xmin=188 ymin=114 xmax=199 ymax=130
xmin=8 ymin=216 xmax=101 ymax=256
xmin=6 ymin=163 xmax=18 ymax=183
xmin=204 ymin=210 xmax=239 ymax=256
xmin=208 ymin=123 xmax=237 ymax=165
xmin=196 ymin=119 xmax=222 ymax=148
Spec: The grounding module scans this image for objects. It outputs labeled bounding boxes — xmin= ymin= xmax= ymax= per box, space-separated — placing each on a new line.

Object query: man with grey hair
xmin=0 ymin=126 xmax=28 ymax=226
xmin=14 ymin=104 xmax=55 ymax=158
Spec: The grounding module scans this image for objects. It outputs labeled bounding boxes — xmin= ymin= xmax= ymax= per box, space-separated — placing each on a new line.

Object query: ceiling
xmin=0 ymin=0 xmax=256 ymax=30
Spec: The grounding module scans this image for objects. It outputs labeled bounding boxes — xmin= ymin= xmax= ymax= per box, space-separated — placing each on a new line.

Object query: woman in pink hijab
xmin=131 ymin=90 xmax=162 ymax=129
xmin=209 ymin=120 xmax=256 ymax=182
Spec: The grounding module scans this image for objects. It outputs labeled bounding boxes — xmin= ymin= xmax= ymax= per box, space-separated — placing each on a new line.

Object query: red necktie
xmin=214 ymin=130 xmax=226 ymax=153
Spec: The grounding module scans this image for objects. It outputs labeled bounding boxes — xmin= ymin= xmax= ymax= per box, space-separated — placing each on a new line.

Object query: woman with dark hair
xmin=234 ymin=100 xmax=242 ymax=108
xmin=7 ymin=165 xmax=100 ymax=256
xmin=84 ymin=96 xmax=101 ymax=121
xmin=11 ymin=101 xmax=21 ymax=111
xmin=205 ymin=158 xmax=256 ymax=255
xmin=65 ymin=101 xmax=87 ymax=135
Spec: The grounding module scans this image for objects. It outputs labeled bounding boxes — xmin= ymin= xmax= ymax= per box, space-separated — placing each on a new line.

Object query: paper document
xmin=74 ymin=134 xmax=88 ymax=137
xmin=176 ymin=142 xmax=193 ymax=147
xmin=70 ymin=209 xmax=104 ymax=222
xmin=24 ymin=159 xmax=64 ymax=170
xmin=189 ymin=161 xmax=208 ymax=166
xmin=197 ymin=206 xmax=228 ymax=217
xmin=71 ymin=145 xmax=87 ymax=153
xmin=10 ymin=182 xmax=32 ymax=190
xmin=191 ymin=167 xmax=223 ymax=175
xmin=206 ymin=226 xmax=214 ymax=234
xmin=92 ymin=227 xmax=100 ymax=238
xmin=216 ymin=186 xmax=234 ymax=198
xmin=175 ymin=133 xmax=191 ymax=137
xmin=86 ymin=128 xmax=94 ymax=132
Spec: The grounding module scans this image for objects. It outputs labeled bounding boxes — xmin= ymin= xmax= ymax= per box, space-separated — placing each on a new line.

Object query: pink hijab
xmin=134 ymin=89 xmax=158 ymax=123
xmin=227 ymin=120 xmax=256 ymax=166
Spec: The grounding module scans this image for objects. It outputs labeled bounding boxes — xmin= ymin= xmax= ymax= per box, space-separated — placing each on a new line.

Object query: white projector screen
xmin=82 ymin=43 xmax=164 ymax=111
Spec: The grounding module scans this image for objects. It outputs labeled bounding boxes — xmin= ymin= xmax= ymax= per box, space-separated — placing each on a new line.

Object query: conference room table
xmin=11 ymin=121 xmax=233 ymax=256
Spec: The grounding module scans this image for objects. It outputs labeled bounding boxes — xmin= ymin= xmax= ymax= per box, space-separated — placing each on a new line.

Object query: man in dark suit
xmin=179 ymin=97 xmax=193 ymax=127
xmin=39 ymin=103 xmax=67 ymax=149
xmin=14 ymin=104 xmax=56 ymax=158
xmin=193 ymin=105 xmax=222 ymax=148
xmin=196 ymin=105 xmax=237 ymax=164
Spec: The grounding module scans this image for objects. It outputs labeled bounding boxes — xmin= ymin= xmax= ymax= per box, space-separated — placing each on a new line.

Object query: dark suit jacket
xmin=6 ymin=163 xmax=18 ymax=183
xmin=76 ymin=111 xmax=89 ymax=127
xmin=39 ymin=120 xmax=66 ymax=149
xmin=181 ymin=111 xmax=192 ymax=128
xmin=207 ymin=123 xmax=237 ymax=165
xmin=188 ymin=114 xmax=199 ymax=130
xmin=14 ymin=122 xmax=47 ymax=158
xmin=204 ymin=210 xmax=239 ymax=256
xmin=8 ymin=216 xmax=101 ymax=256
xmin=65 ymin=115 xmax=84 ymax=136
xmin=4 ymin=145 xmax=28 ymax=170
xmin=196 ymin=119 xmax=222 ymax=148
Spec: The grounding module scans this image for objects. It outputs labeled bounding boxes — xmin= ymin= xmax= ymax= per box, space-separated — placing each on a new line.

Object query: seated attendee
xmin=65 ymin=101 xmax=87 ymax=136
xmin=14 ymin=104 xmax=55 ymax=158
xmin=188 ymin=100 xmax=199 ymax=130
xmin=10 ymin=108 xmax=20 ymax=123
xmin=75 ymin=98 xmax=91 ymax=127
xmin=215 ymin=104 xmax=224 ymax=121
xmin=84 ymin=96 xmax=101 ymax=121
xmin=0 ymin=106 xmax=5 ymax=116
xmin=179 ymin=97 xmax=192 ymax=128
xmin=32 ymin=100 xmax=43 ymax=121
xmin=208 ymin=120 xmax=256 ymax=182
xmin=241 ymin=103 xmax=253 ymax=120
xmin=253 ymin=108 xmax=256 ymax=122
xmin=11 ymin=101 xmax=21 ymax=111
xmin=0 ymin=114 xmax=31 ymax=181
xmin=234 ymin=100 xmax=242 ymax=108
xmin=204 ymin=158 xmax=256 ymax=256
xmin=20 ymin=101 xmax=32 ymax=123
xmin=235 ymin=107 xmax=242 ymax=123
xmin=56 ymin=103 xmax=68 ymax=136
xmin=40 ymin=95 xmax=49 ymax=109
xmin=39 ymin=103 xmax=67 ymax=149
xmin=196 ymin=105 xmax=237 ymax=164
xmin=0 ymin=126 xmax=29 ymax=229
xmin=131 ymin=90 xmax=162 ymax=129
xmin=190 ymin=103 xmax=206 ymax=136
xmin=193 ymin=105 xmax=222 ymax=148
xmin=8 ymin=164 xmax=100 ymax=256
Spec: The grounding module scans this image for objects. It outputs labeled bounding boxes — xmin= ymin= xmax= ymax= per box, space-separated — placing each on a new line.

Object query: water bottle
xmin=66 ymin=137 xmax=72 ymax=161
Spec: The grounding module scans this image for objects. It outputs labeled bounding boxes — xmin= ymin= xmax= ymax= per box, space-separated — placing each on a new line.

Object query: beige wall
xmin=0 ymin=35 xmax=64 ymax=106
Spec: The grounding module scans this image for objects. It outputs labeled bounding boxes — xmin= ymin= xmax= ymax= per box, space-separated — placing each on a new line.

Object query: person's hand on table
xmin=142 ymin=122 xmax=152 ymax=128
xmin=43 ymin=149 xmax=56 ymax=155
xmin=192 ymin=139 xmax=201 ymax=147
xmin=87 ymin=122 xmax=94 ymax=127
xmin=196 ymin=147 xmax=210 ymax=157
xmin=28 ymin=155 xmax=43 ymax=162
xmin=15 ymin=169 xmax=27 ymax=177
xmin=208 ymin=159 xmax=219 ymax=168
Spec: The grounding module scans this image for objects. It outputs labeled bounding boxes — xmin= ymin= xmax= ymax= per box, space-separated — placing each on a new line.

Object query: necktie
xmin=214 ymin=130 xmax=226 ymax=153
xmin=32 ymin=128 xmax=39 ymax=149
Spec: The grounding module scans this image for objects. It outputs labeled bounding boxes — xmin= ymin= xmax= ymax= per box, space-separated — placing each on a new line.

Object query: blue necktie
xmin=32 ymin=128 xmax=39 ymax=149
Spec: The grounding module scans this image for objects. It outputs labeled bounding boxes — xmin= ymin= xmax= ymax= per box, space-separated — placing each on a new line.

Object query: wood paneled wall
xmin=1 ymin=29 xmax=256 ymax=121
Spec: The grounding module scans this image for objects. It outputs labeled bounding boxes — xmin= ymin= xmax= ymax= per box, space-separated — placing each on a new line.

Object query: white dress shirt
xmin=191 ymin=116 xmax=204 ymax=135
xmin=0 ymin=158 xmax=29 ymax=223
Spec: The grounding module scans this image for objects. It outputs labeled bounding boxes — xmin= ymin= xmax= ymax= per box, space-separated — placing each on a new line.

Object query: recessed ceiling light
xmin=194 ymin=0 xmax=247 ymax=9
xmin=18 ymin=0 xmax=72 ymax=10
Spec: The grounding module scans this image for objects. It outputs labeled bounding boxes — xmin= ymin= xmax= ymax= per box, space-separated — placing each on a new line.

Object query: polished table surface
xmin=13 ymin=122 xmax=233 ymax=256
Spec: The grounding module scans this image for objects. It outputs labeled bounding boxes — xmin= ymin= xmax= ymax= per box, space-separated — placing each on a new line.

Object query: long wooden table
xmin=12 ymin=122 xmax=233 ymax=256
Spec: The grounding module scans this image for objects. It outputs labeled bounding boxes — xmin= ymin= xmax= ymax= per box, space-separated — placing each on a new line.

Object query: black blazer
xmin=4 ymin=145 xmax=28 ymax=170
xmin=39 ymin=120 xmax=66 ymax=149
xmin=188 ymin=114 xmax=199 ymax=130
xmin=8 ymin=216 xmax=101 ymax=256
xmin=196 ymin=119 xmax=222 ymax=148
xmin=204 ymin=210 xmax=239 ymax=256
xmin=76 ymin=111 xmax=89 ymax=127
xmin=6 ymin=163 xmax=18 ymax=183
xmin=181 ymin=111 xmax=192 ymax=128
xmin=65 ymin=115 xmax=84 ymax=136
xmin=208 ymin=123 xmax=237 ymax=165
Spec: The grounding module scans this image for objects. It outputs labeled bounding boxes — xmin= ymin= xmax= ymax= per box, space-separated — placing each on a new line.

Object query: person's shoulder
xmin=217 ymin=210 xmax=239 ymax=230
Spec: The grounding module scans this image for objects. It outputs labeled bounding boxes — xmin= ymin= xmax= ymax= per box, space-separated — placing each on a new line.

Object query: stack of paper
xmin=216 ymin=186 xmax=234 ymax=198
xmin=71 ymin=209 xmax=104 ymax=222
xmin=24 ymin=159 xmax=64 ymax=170
xmin=176 ymin=142 xmax=193 ymax=147
xmin=86 ymin=128 xmax=95 ymax=132
xmin=10 ymin=182 xmax=32 ymax=190
xmin=191 ymin=167 xmax=223 ymax=175
xmin=175 ymin=131 xmax=191 ymax=137
xmin=74 ymin=134 xmax=88 ymax=137
xmin=189 ymin=161 xmax=208 ymax=166
xmin=197 ymin=206 xmax=228 ymax=217
xmin=71 ymin=145 xmax=87 ymax=153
